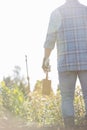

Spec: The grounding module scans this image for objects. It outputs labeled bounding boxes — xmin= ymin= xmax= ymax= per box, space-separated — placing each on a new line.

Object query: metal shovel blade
xmin=42 ymin=72 xmax=51 ymax=95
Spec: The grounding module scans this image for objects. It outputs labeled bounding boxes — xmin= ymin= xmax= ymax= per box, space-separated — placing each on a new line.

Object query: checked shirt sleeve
xmin=44 ymin=10 xmax=62 ymax=50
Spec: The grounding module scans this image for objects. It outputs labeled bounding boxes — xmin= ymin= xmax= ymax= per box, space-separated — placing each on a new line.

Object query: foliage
xmin=1 ymin=82 xmax=25 ymax=115
xmin=74 ymin=86 xmax=85 ymax=125
xmin=0 ymin=80 xmax=86 ymax=128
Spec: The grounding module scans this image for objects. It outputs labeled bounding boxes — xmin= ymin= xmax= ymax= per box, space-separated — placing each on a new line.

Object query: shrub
xmin=0 ymin=81 xmax=86 ymax=127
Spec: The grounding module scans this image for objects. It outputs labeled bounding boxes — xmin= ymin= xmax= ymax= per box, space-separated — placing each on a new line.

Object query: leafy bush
xmin=0 ymin=81 xmax=86 ymax=127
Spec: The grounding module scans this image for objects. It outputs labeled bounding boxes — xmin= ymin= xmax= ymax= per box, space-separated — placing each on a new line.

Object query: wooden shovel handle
xmin=46 ymin=71 xmax=48 ymax=80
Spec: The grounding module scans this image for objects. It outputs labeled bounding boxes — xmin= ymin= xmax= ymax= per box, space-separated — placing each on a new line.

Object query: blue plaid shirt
xmin=44 ymin=1 xmax=87 ymax=72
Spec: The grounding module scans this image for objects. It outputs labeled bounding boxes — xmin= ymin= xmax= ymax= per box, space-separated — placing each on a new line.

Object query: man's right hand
xmin=42 ymin=57 xmax=51 ymax=72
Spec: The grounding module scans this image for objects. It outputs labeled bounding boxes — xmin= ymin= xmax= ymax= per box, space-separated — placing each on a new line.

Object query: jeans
xmin=59 ymin=71 xmax=87 ymax=118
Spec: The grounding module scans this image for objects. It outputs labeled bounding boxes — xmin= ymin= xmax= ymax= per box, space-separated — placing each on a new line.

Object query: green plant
xmin=0 ymin=81 xmax=86 ymax=127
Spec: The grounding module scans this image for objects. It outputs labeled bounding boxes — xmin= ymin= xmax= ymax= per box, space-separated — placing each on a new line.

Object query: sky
xmin=0 ymin=0 xmax=87 ymax=92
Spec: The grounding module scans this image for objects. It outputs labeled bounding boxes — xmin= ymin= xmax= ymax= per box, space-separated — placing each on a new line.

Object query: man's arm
xmin=44 ymin=48 xmax=52 ymax=59
xmin=42 ymin=10 xmax=61 ymax=72
xmin=42 ymin=48 xmax=52 ymax=72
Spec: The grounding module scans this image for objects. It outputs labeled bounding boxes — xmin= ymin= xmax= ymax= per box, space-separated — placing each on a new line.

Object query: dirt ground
xmin=0 ymin=110 xmax=87 ymax=130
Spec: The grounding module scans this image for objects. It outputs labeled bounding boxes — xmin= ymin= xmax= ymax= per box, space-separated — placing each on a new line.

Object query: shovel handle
xmin=46 ymin=71 xmax=48 ymax=80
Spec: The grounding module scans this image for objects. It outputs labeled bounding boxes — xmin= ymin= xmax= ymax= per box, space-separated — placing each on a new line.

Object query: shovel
xmin=42 ymin=71 xmax=51 ymax=95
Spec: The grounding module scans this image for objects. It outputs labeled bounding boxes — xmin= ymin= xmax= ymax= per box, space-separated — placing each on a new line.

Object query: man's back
xmin=55 ymin=1 xmax=87 ymax=71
